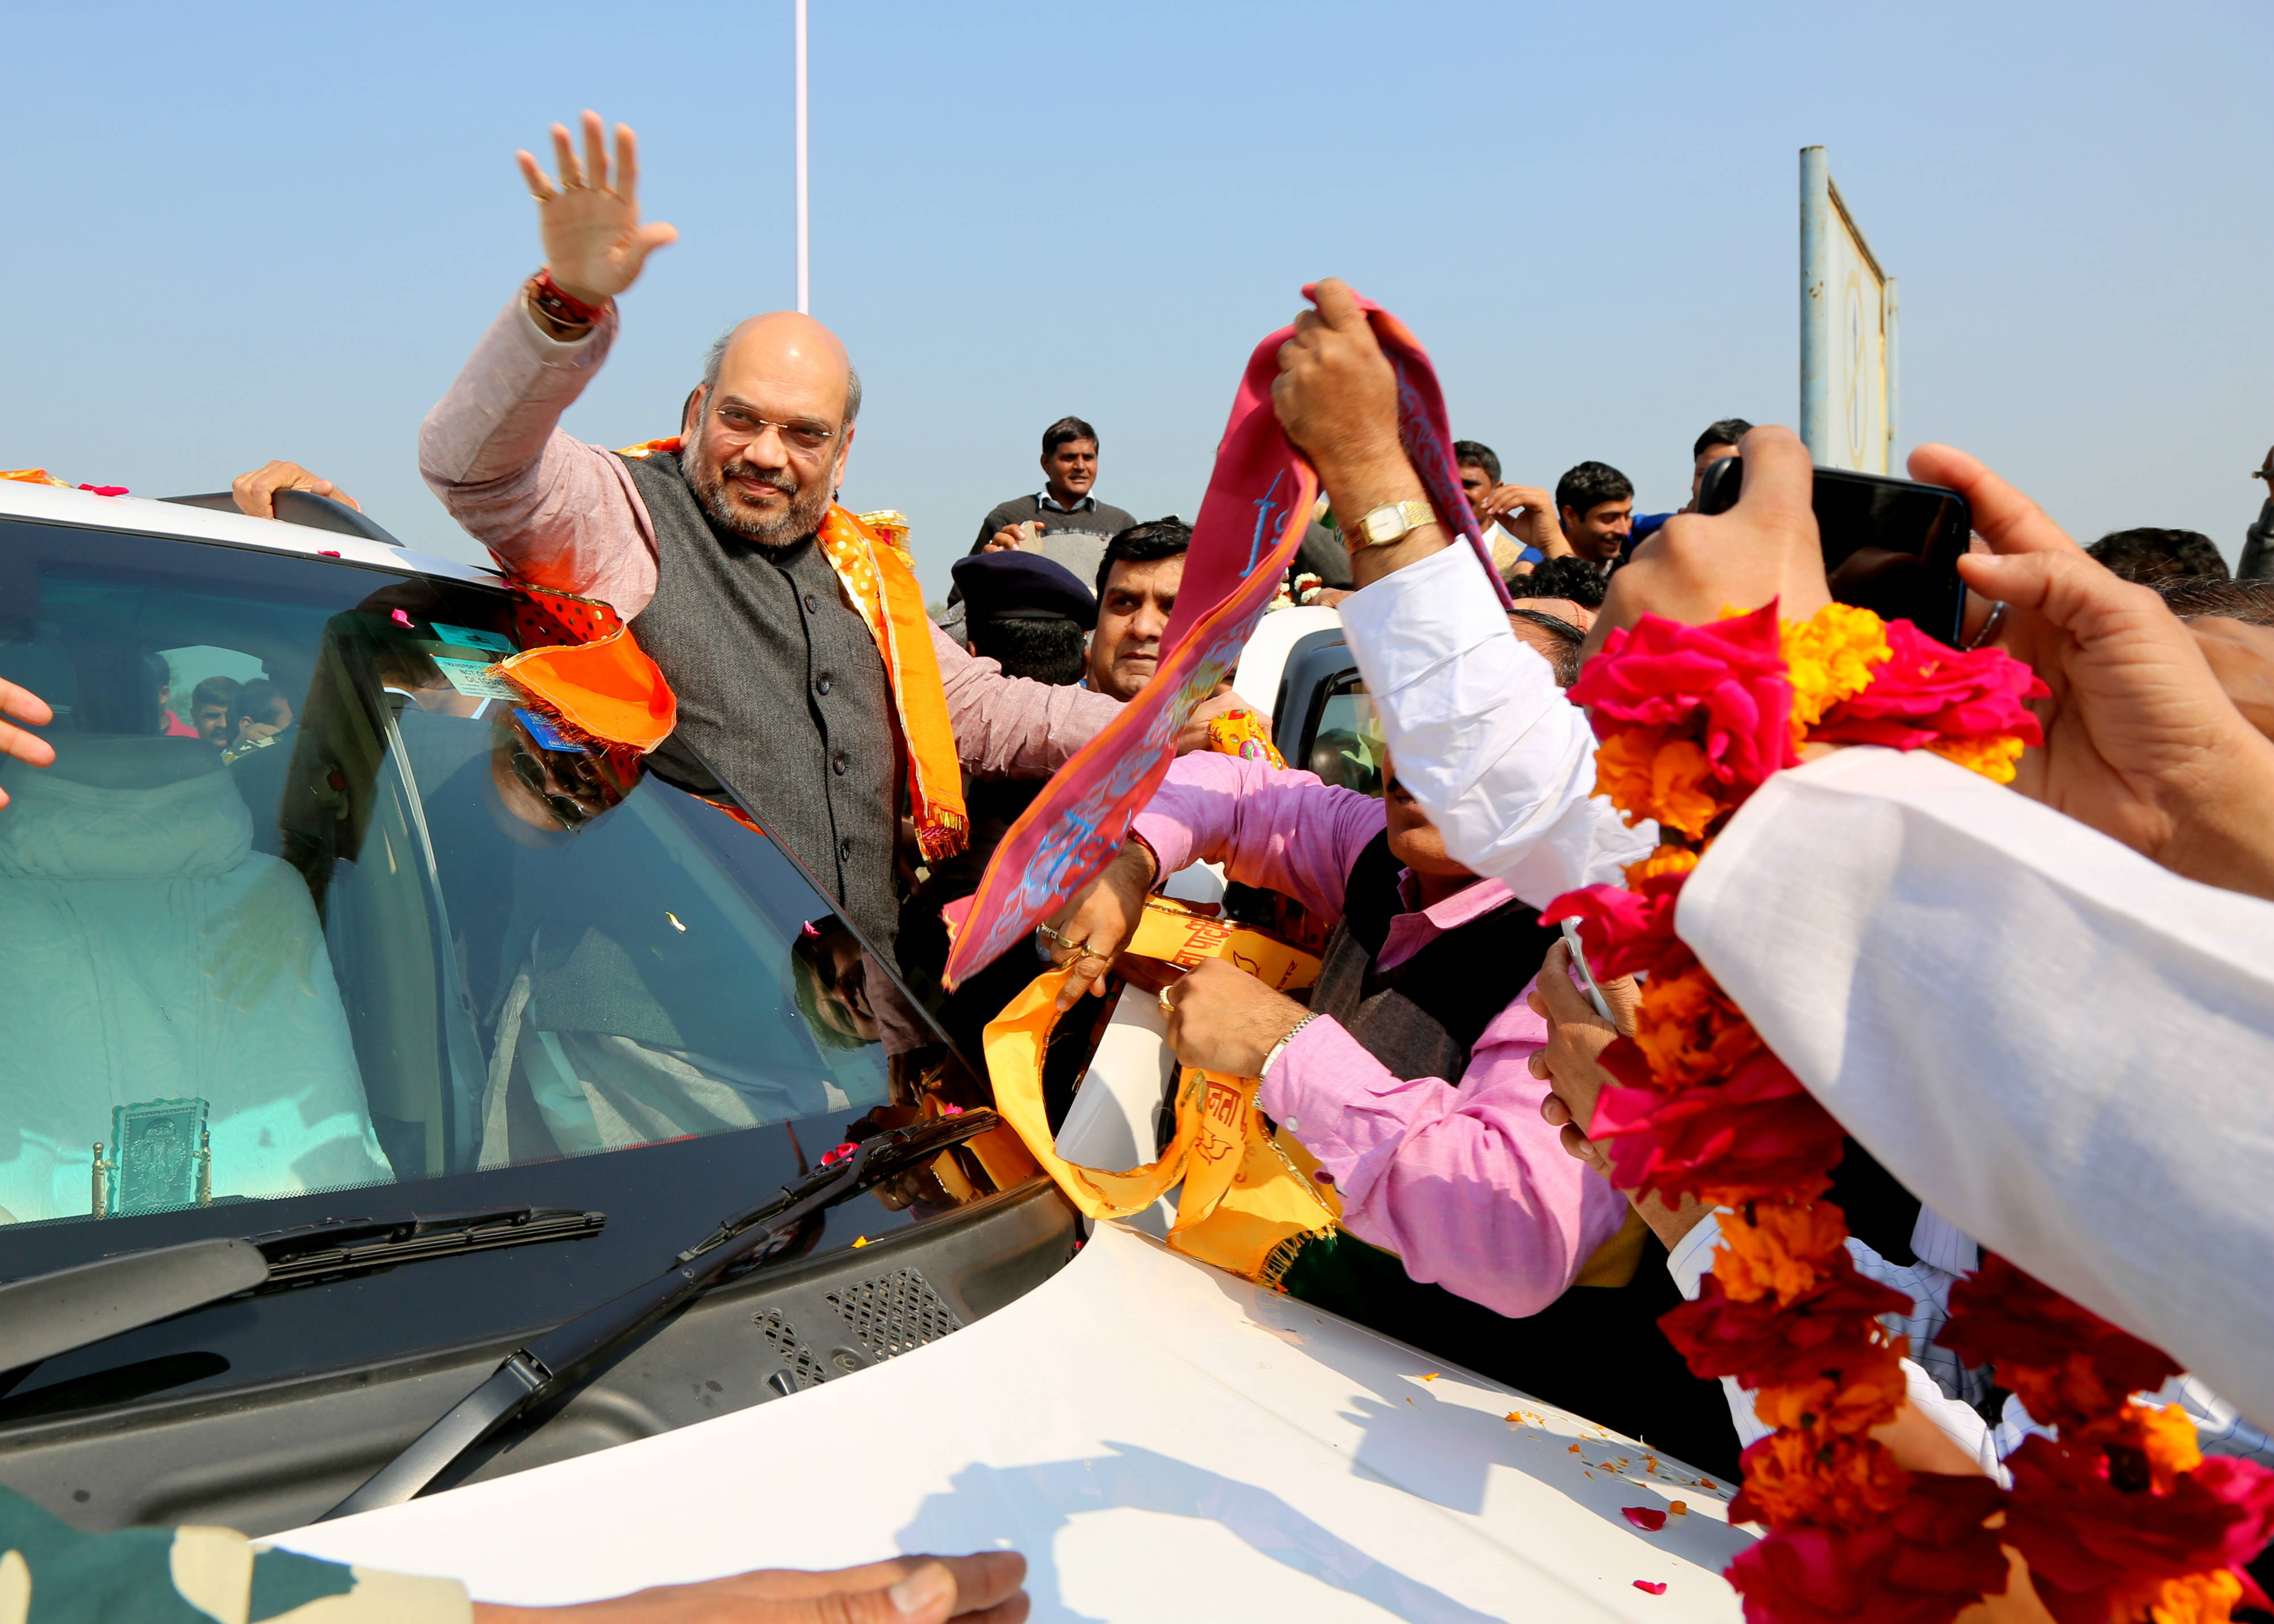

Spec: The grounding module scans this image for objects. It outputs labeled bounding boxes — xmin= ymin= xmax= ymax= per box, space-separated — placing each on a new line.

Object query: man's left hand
xmin=1161 ymin=957 xmax=1308 ymax=1077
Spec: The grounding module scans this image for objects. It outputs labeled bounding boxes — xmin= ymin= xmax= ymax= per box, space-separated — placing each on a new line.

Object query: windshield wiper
xmin=0 ymin=1207 xmax=605 ymax=1378
xmin=320 ymin=1109 xmax=1001 ymax=1521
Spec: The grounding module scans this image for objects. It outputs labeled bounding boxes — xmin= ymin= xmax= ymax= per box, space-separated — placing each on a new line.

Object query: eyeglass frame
xmin=705 ymin=398 xmax=844 ymax=459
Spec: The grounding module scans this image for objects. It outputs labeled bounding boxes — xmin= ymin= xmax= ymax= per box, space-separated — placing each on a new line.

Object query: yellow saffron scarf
xmin=983 ymin=899 xmax=1343 ymax=1287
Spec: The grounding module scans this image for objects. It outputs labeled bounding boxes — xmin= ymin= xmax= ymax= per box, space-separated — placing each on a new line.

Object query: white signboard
xmin=1800 ymin=147 xmax=1899 ymax=474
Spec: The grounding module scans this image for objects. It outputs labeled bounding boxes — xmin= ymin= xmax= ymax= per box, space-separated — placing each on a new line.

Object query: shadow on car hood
xmin=275 ymin=1222 xmax=1753 ymax=1621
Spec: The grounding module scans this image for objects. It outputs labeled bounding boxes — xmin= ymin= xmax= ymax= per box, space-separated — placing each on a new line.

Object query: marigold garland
xmin=1545 ymin=600 xmax=2274 ymax=1624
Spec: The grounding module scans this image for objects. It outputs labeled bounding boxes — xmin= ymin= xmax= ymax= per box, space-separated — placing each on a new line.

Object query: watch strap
xmin=1350 ymin=499 xmax=1438 ymax=549
xmin=1260 ymin=1013 xmax=1322 ymax=1078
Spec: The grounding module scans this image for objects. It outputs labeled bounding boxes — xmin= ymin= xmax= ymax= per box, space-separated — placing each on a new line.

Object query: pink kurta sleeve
xmin=417 ymin=293 xmax=661 ymax=616
xmin=1258 ymin=978 xmax=1629 ymax=1319
xmin=934 ymin=626 xmax=1123 ymax=778
xmin=1130 ymin=751 xmax=1385 ymax=920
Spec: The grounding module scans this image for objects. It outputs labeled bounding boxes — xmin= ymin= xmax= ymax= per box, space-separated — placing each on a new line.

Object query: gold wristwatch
xmin=1348 ymin=499 xmax=1438 ymax=549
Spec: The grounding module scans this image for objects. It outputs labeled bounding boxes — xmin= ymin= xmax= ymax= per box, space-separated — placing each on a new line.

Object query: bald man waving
xmin=420 ymin=113 xmax=1122 ymax=966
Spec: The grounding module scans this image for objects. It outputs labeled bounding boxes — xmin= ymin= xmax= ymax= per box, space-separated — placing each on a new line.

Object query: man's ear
xmin=832 ymin=422 xmax=857 ymax=492
xmin=1560 ymin=505 xmax=1580 ymax=532
xmin=680 ymin=385 xmax=705 ymax=440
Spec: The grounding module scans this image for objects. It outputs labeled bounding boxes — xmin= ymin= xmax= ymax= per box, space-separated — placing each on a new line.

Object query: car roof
xmin=0 ymin=479 xmax=502 ymax=587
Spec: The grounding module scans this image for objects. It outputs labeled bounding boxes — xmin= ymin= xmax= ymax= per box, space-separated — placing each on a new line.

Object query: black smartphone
xmin=1695 ymin=458 xmax=1972 ymax=646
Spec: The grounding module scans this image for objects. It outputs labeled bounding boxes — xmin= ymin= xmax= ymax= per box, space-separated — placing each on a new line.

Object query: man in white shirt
xmin=1266 ymin=276 xmax=2274 ymax=1432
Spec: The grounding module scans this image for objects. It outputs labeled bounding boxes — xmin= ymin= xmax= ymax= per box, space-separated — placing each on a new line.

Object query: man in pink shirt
xmin=1057 ymin=705 xmax=1740 ymax=1473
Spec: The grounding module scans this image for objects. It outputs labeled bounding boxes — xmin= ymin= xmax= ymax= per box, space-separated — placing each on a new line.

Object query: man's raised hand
xmin=516 ymin=111 xmax=679 ymax=310
xmin=1272 ymin=277 xmax=1451 ymax=589
xmin=1270 ymin=279 xmax=1403 ymax=493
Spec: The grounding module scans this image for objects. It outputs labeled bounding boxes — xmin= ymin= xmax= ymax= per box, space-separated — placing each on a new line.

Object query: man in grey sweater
xmin=970 ymin=417 xmax=1138 ymax=588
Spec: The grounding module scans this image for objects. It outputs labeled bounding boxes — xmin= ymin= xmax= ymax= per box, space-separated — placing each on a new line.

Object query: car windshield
xmin=0 ymin=518 xmax=997 ymax=1246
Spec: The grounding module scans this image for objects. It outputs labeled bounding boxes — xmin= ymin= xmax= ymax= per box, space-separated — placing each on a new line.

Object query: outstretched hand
xmin=517 ymin=111 xmax=679 ymax=309
xmin=1915 ymin=443 xmax=2274 ymax=900
xmin=471 ymin=1551 xmax=1028 ymax=1624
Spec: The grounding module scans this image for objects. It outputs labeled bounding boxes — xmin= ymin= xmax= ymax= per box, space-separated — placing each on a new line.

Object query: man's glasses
xmin=712 ymin=405 xmax=838 ymax=456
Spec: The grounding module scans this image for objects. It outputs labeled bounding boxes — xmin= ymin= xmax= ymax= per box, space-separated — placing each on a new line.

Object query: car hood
xmin=276 ymin=1222 xmax=1752 ymax=1621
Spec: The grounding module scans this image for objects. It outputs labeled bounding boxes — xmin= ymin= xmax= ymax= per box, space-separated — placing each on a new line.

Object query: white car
xmin=0 ymin=480 xmax=1752 ymax=1620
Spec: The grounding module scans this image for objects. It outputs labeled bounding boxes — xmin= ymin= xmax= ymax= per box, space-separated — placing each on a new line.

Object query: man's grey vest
xmin=617 ymin=450 xmax=902 ymax=953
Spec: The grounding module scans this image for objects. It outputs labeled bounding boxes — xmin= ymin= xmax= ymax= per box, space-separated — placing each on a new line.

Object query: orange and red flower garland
xmin=1545 ymin=601 xmax=2274 ymax=1624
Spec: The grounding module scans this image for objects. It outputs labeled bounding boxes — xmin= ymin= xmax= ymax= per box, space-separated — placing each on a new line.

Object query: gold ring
xmin=1157 ymin=991 xmax=1175 ymax=1017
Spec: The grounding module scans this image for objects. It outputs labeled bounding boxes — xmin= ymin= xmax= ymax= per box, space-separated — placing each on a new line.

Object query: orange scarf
xmin=812 ymin=503 xmax=967 ymax=861
xmin=616 ymin=438 xmax=966 ymax=860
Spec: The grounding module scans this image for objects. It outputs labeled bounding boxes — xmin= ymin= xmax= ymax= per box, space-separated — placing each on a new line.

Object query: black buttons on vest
xmin=831 ymin=750 xmax=849 ymax=775
xmin=816 ymin=671 xmax=833 ymax=696
xmin=838 ymin=837 xmax=853 ymax=863
xmin=803 ymin=592 xmax=819 ymax=614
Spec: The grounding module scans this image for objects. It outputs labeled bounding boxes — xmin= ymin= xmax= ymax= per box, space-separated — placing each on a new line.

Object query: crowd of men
xmin=5 ymin=107 xmax=2274 ymax=1624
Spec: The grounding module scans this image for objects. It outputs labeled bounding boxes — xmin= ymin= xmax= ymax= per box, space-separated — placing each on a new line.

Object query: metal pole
xmin=795 ymin=0 xmax=810 ymax=314
xmin=1798 ymin=145 xmax=1831 ymax=461
xmin=1883 ymin=276 xmax=1900 ymax=471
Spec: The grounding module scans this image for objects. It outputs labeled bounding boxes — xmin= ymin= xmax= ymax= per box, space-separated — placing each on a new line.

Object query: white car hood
xmin=277 ymin=1222 xmax=1752 ymax=1621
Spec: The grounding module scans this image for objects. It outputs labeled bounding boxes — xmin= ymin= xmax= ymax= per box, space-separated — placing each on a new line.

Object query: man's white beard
xmin=687 ymin=443 xmax=831 ymax=549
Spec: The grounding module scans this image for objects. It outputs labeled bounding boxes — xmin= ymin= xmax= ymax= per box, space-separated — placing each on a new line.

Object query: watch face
xmin=1362 ymin=509 xmax=1400 ymax=543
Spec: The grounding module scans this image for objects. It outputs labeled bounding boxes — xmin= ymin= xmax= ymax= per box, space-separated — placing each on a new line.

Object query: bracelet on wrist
xmin=1260 ymin=1013 xmax=1321 ymax=1078
xmin=1126 ymin=830 xmax=1164 ymax=890
xmin=528 ymin=269 xmax=608 ymax=332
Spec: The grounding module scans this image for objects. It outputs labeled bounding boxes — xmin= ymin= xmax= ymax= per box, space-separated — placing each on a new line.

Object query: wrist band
xmin=1259 ymin=1013 xmax=1321 ymax=1079
xmin=528 ymin=269 xmax=608 ymax=330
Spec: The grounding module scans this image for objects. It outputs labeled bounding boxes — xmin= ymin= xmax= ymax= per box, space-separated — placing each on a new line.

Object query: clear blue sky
xmin=7 ymin=0 xmax=2269 ymax=592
